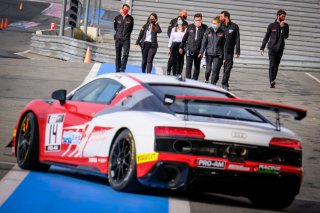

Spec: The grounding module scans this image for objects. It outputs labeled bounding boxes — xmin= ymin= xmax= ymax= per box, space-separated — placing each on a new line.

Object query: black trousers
xmin=268 ymin=49 xmax=283 ymax=83
xmin=222 ymin=55 xmax=234 ymax=88
xmin=167 ymin=54 xmax=173 ymax=74
xmin=141 ymin=42 xmax=157 ymax=73
xmin=171 ymin=42 xmax=184 ymax=76
xmin=186 ymin=51 xmax=201 ymax=80
xmin=115 ymin=39 xmax=130 ymax=72
xmin=205 ymin=55 xmax=223 ymax=84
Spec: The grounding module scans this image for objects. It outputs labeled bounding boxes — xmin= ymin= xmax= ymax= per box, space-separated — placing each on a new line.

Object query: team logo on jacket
xmin=208 ymin=34 xmax=212 ymax=37
xmin=229 ymin=29 xmax=233 ymax=33
xmin=217 ymin=33 xmax=224 ymax=37
xmin=190 ymin=30 xmax=194 ymax=33
xmin=198 ymin=159 xmax=225 ymax=169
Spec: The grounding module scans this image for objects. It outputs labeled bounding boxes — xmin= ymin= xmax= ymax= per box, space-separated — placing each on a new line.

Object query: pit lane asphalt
xmin=0 ymin=57 xmax=319 ymax=212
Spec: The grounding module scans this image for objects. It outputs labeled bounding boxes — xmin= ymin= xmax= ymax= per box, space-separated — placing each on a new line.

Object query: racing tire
xmin=249 ymin=190 xmax=296 ymax=209
xmin=108 ymin=129 xmax=141 ymax=192
xmin=16 ymin=112 xmax=50 ymax=171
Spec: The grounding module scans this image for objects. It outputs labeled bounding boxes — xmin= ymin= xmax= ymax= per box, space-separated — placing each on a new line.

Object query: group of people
xmin=114 ymin=4 xmax=289 ymax=89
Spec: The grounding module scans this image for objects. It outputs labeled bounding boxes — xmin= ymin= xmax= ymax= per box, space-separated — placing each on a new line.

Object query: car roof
xmin=97 ymin=73 xmax=232 ymax=95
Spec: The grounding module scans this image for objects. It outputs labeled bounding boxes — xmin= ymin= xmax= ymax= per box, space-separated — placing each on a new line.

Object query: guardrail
xmin=30 ymin=33 xmax=320 ymax=72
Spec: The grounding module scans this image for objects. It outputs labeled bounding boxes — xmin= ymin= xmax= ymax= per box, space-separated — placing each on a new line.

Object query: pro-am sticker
xmin=198 ymin=159 xmax=226 ymax=169
xmin=45 ymin=114 xmax=65 ymax=152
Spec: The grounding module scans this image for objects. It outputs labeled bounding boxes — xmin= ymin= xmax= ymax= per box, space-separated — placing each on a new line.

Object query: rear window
xmin=149 ymin=84 xmax=265 ymax=122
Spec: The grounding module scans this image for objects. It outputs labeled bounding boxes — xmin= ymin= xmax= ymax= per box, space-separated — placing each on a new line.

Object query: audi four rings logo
xmin=231 ymin=132 xmax=247 ymax=139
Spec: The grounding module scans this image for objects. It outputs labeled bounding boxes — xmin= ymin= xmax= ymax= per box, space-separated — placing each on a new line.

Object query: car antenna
xmin=275 ymin=109 xmax=281 ymax=131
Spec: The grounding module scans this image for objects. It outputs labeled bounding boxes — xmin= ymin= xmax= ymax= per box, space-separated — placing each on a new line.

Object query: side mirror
xmin=52 ymin=89 xmax=67 ymax=105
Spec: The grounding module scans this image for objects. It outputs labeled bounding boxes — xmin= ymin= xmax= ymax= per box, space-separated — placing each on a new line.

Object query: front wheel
xmin=16 ymin=112 xmax=50 ymax=171
xmin=108 ymin=129 xmax=141 ymax=192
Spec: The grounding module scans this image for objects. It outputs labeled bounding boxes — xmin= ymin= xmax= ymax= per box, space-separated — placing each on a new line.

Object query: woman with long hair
xmin=168 ymin=16 xmax=187 ymax=76
xmin=135 ymin=13 xmax=162 ymax=73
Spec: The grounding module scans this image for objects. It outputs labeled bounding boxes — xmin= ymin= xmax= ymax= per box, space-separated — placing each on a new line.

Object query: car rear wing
xmin=164 ymin=95 xmax=307 ymax=130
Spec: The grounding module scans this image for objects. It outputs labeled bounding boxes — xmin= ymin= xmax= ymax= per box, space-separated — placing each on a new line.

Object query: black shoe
xmin=270 ymin=81 xmax=276 ymax=88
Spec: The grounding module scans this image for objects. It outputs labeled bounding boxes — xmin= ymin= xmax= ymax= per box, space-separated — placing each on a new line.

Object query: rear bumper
xmin=137 ymin=153 xmax=303 ymax=194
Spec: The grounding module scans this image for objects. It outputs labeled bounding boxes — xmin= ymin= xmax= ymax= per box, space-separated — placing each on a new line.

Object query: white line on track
xmin=83 ymin=63 xmax=101 ymax=83
xmin=169 ymin=196 xmax=191 ymax=213
xmin=306 ymin=73 xmax=320 ymax=84
xmin=0 ymin=164 xmax=29 ymax=206
xmin=14 ymin=50 xmax=31 ymax=56
xmin=0 ymin=161 xmax=16 ymax=166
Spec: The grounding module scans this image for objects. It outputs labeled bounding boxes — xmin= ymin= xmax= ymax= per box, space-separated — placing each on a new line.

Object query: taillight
xmin=155 ymin=127 xmax=205 ymax=139
xmin=269 ymin=138 xmax=302 ymax=150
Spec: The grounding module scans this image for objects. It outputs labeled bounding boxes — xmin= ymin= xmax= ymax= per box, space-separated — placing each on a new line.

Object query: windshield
xmin=149 ymin=85 xmax=265 ymax=122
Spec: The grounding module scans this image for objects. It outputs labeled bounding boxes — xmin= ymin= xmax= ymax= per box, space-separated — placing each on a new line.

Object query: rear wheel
xmin=108 ymin=129 xmax=141 ymax=192
xmin=16 ymin=112 xmax=50 ymax=171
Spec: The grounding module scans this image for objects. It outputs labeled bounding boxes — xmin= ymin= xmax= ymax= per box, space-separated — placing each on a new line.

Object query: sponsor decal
xmin=136 ymin=152 xmax=159 ymax=164
xmin=45 ymin=114 xmax=65 ymax=152
xmin=198 ymin=159 xmax=225 ymax=169
xmin=258 ymin=165 xmax=280 ymax=174
xmin=12 ymin=129 xmax=17 ymax=137
xmin=228 ymin=164 xmax=251 ymax=172
xmin=62 ymin=131 xmax=82 ymax=144
xmin=89 ymin=157 xmax=98 ymax=163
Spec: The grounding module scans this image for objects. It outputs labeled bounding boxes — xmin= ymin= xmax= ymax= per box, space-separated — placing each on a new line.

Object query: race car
xmin=11 ymin=73 xmax=306 ymax=209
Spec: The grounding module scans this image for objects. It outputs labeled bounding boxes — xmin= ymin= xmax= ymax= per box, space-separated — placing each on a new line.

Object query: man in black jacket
xmin=179 ymin=13 xmax=207 ymax=80
xmin=260 ymin=10 xmax=289 ymax=88
xmin=114 ymin=4 xmax=134 ymax=72
xmin=220 ymin=11 xmax=240 ymax=91
xmin=166 ymin=9 xmax=188 ymax=75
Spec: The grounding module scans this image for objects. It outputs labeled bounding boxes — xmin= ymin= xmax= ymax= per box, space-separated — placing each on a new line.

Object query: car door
xmin=41 ymin=78 xmax=124 ymax=165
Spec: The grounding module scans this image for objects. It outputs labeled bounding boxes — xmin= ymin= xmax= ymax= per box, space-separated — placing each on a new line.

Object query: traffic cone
xmin=0 ymin=18 xmax=4 ymax=30
xmin=84 ymin=47 xmax=91 ymax=64
xmin=4 ymin=18 xmax=8 ymax=28
xmin=19 ymin=2 xmax=23 ymax=11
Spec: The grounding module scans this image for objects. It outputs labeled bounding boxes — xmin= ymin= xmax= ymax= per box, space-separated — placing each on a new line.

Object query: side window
xmin=70 ymin=78 xmax=124 ymax=104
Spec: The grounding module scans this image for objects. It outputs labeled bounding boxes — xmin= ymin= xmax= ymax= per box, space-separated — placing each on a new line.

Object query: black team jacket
xmin=180 ymin=23 xmax=208 ymax=53
xmin=135 ymin=23 xmax=162 ymax=48
xmin=114 ymin=14 xmax=134 ymax=41
xmin=222 ymin=22 xmax=240 ymax=57
xmin=260 ymin=20 xmax=289 ymax=52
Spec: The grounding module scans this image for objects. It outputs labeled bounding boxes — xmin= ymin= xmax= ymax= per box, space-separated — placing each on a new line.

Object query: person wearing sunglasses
xmin=260 ymin=10 xmax=289 ymax=88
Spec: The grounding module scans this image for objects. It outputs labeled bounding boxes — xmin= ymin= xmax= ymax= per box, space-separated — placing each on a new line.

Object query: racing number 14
xmin=45 ymin=114 xmax=65 ymax=152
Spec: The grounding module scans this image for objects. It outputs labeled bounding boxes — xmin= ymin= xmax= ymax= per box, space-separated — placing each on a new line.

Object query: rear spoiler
xmin=164 ymin=95 xmax=307 ymax=121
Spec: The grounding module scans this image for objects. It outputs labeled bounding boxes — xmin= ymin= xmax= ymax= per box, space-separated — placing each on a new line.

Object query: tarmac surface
xmin=0 ymin=55 xmax=319 ymax=212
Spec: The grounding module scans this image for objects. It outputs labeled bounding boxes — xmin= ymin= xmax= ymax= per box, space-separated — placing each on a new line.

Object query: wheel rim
xmin=110 ymin=136 xmax=132 ymax=183
xmin=17 ymin=116 xmax=32 ymax=164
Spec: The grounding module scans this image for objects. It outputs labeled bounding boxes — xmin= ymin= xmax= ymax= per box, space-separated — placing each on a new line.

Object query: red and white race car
xmin=11 ymin=73 xmax=306 ymax=209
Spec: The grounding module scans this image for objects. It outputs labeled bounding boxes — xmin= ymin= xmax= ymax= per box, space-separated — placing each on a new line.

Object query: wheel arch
xmin=108 ymin=127 xmax=131 ymax=158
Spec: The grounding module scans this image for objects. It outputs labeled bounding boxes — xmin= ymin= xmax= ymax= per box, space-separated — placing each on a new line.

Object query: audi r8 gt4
xmin=11 ymin=73 xmax=306 ymax=209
